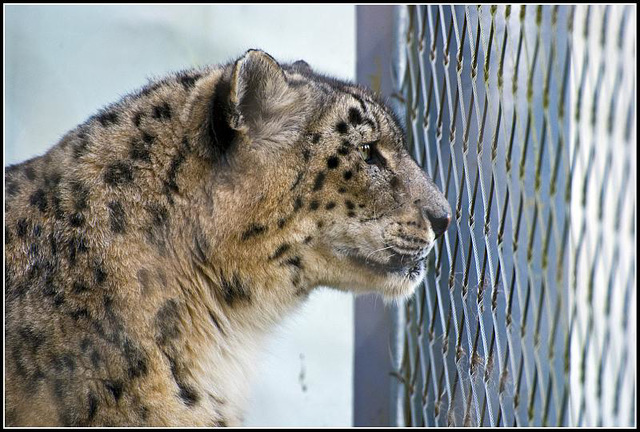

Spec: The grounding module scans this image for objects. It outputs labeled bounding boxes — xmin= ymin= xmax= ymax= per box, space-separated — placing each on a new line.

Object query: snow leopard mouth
xmin=347 ymin=251 xmax=427 ymax=280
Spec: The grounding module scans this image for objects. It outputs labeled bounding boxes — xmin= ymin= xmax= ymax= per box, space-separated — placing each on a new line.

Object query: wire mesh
xmin=391 ymin=5 xmax=636 ymax=427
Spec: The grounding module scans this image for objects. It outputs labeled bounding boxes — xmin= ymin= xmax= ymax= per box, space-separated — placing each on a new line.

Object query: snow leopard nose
xmin=417 ymin=194 xmax=451 ymax=238
xmin=404 ymin=157 xmax=452 ymax=238
xmin=425 ymin=206 xmax=451 ymax=238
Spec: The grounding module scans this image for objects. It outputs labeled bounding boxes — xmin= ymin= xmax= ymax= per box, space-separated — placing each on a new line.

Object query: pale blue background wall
xmin=5 ymin=5 xmax=355 ymax=426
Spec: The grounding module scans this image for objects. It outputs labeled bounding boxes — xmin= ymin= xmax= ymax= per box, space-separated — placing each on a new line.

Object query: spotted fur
xmin=5 ymin=49 xmax=450 ymax=426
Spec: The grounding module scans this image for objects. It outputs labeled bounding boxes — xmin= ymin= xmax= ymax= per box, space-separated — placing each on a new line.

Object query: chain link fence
xmin=390 ymin=5 xmax=636 ymax=427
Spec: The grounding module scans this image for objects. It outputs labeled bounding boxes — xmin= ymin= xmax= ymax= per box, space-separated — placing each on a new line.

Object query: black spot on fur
xmin=145 ymin=203 xmax=170 ymax=251
xmin=104 ymin=161 xmax=133 ymax=186
xmin=80 ymin=337 xmax=92 ymax=353
xmin=345 ymin=200 xmax=355 ymax=210
xmin=348 ymin=211 xmax=356 ymax=217
xmin=101 ymin=294 xmax=115 ymax=319
xmin=220 ymin=274 xmax=251 ymax=306
xmin=181 ymin=135 xmax=192 ymax=152
xmin=152 ymin=102 xmax=172 ymax=120
xmin=94 ymin=262 xmax=107 ymax=285
xmin=70 ymin=180 xmax=90 ymax=211
xmin=87 ymin=392 xmax=99 ymax=421
xmin=73 ymin=131 xmax=90 ymax=159
xmin=96 ymin=111 xmax=119 ymax=127
xmin=290 ymin=171 xmax=304 ymax=191
xmin=327 ymin=155 xmax=340 ymax=169
xmin=25 ymin=166 xmax=36 ymax=181
xmin=74 ymin=281 xmax=89 ymax=293
xmin=107 ymin=201 xmax=126 ymax=234
xmin=348 ymin=107 xmax=363 ymax=125
xmin=270 ymin=244 xmax=290 ymax=260
xmin=303 ymin=236 xmax=313 ymax=244
xmin=19 ymin=326 xmax=46 ymax=353
xmin=325 ymin=202 xmax=336 ymax=210
xmin=44 ymin=171 xmax=62 ymax=189
xmin=53 ymin=292 xmax=65 ymax=307
xmin=309 ymin=200 xmax=319 ymax=211
xmin=142 ymin=132 xmax=155 ymax=145
xmin=312 ymin=172 xmax=326 ymax=191
xmin=52 ymin=353 xmax=76 ymax=374
xmin=69 ymin=212 xmax=85 ymax=227
xmin=312 ymin=133 xmax=321 ymax=143
xmin=51 ymin=187 xmax=65 ymax=220
xmin=163 ymin=150 xmax=186 ymax=196
xmin=166 ymin=356 xmax=200 ymax=407
xmin=363 ymin=117 xmax=378 ymax=130
xmin=338 ymin=142 xmax=351 ymax=155
xmin=132 ymin=112 xmax=143 ymax=127
xmin=102 ymin=296 xmax=120 ymax=331
xmin=338 ymin=187 xmax=347 ymax=194
xmin=29 ymin=189 xmax=48 ymax=213
xmin=122 ymin=338 xmax=149 ymax=379
xmin=139 ymin=405 xmax=150 ymax=422
xmin=347 ymin=91 xmax=368 ymax=112
xmin=178 ymin=72 xmax=201 ymax=90
xmin=129 ymin=137 xmax=152 ymax=162
xmin=90 ymin=350 xmax=101 ymax=367
xmin=67 ymin=236 xmax=89 ymax=266
xmin=156 ymin=299 xmax=181 ymax=346
xmin=10 ymin=339 xmax=45 ymax=392
xmin=241 ymin=223 xmax=266 ymax=241
xmin=105 ymin=380 xmax=124 ymax=401
xmin=285 ymin=256 xmax=303 ymax=270
xmin=294 ymin=277 xmax=307 ymax=294
xmin=335 ymin=121 xmax=349 ymax=134
xmin=43 ymin=274 xmax=59 ymax=298
xmin=178 ymin=384 xmax=200 ymax=407
xmin=302 ymin=148 xmax=311 ymax=161
xmin=277 ymin=218 xmax=287 ymax=229
xmin=343 ymin=170 xmax=353 ymax=181
xmin=70 ymin=308 xmax=90 ymax=321
xmin=17 ymin=218 xmax=28 ymax=237
xmin=293 ymin=197 xmax=304 ymax=212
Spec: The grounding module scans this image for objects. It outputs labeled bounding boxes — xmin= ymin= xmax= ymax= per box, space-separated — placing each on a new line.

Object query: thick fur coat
xmin=4 ymin=50 xmax=451 ymax=426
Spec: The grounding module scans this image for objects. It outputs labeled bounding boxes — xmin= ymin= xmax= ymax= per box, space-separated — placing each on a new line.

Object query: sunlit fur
xmin=4 ymin=50 xmax=450 ymax=426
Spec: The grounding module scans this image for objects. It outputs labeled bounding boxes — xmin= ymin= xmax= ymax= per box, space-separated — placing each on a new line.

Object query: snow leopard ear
xmin=228 ymin=49 xmax=292 ymax=138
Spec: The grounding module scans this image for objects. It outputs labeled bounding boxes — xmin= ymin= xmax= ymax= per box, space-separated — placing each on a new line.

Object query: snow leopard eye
xmin=358 ymin=141 xmax=384 ymax=166
xmin=358 ymin=143 xmax=371 ymax=161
